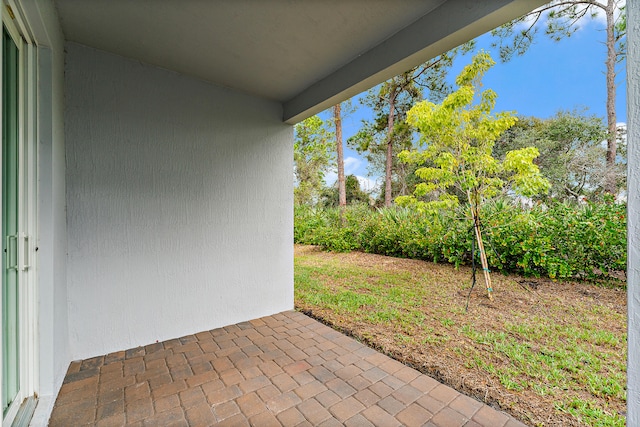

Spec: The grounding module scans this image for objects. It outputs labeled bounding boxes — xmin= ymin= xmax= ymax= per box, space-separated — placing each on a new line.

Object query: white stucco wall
xmin=64 ymin=43 xmax=293 ymax=360
xmin=627 ymin=1 xmax=639 ymax=424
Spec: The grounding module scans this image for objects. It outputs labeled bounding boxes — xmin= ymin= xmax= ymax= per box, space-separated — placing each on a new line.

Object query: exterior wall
xmin=628 ymin=1 xmax=639 ymax=424
xmin=64 ymin=43 xmax=293 ymax=360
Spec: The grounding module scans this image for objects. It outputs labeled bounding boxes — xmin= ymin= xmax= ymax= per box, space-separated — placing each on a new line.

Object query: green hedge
xmin=294 ymin=200 xmax=626 ymax=280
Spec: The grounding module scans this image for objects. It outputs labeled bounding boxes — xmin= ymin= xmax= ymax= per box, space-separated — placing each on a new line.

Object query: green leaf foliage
xmin=398 ymin=51 xmax=549 ymax=214
xmin=347 ymin=43 xmax=474 ymax=204
xmin=294 ymin=116 xmax=334 ymax=206
xmin=294 ymin=200 xmax=626 ymax=281
xmin=490 ymin=1 xmax=626 ymax=63
xmin=495 ymin=110 xmax=623 ymax=202
xmin=319 ymin=175 xmax=370 ymax=208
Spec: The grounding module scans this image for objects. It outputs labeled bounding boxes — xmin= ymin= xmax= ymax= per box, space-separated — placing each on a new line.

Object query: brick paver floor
xmin=49 ymin=311 xmax=528 ymax=427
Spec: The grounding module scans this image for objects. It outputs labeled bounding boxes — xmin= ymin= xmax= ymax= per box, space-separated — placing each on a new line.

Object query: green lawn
xmin=294 ymin=245 xmax=627 ymax=427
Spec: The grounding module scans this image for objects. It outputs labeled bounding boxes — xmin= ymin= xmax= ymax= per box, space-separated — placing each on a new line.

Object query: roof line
xmin=282 ymin=0 xmax=546 ymax=124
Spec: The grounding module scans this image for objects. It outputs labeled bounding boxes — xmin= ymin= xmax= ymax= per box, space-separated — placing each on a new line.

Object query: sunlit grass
xmin=556 ymin=399 xmax=625 ymax=427
xmin=294 ymin=248 xmax=627 ymax=427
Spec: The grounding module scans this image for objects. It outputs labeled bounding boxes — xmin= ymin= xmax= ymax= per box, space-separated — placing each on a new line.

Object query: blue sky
xmin=320 ymin=15 xmax=627 ymax=192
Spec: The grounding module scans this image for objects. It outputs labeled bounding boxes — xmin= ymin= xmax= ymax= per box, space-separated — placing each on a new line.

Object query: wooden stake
xmin=468 ymin=192 xmax=494 ymax=301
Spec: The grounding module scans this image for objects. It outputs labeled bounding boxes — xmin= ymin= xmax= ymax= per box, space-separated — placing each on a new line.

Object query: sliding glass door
xmin=2 ymin=24 xmax=19 ymax=418
xmin=1 ymin=9 xmax=36 ymax=423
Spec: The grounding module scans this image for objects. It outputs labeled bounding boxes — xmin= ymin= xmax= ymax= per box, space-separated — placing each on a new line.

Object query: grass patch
xmin=294 ymin=245 xmax=627 ymax=427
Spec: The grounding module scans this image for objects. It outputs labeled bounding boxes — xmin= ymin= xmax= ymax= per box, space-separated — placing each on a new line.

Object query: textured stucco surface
xmin=628 ymin=1 xmax=639 ymax=424
xmin=64 ymin=43 xmax=293 ymax=360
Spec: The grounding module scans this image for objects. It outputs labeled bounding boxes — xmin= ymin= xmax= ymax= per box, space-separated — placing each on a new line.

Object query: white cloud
xmin=324 ymin=170 xmax=337 ymax=186
xmin=524 ymin=1 xmax=625 ymax=32
xmin=344 ymin=157 xmax=362 ymax=175
xmin=324 ymin=157 xmax=365 ymax=186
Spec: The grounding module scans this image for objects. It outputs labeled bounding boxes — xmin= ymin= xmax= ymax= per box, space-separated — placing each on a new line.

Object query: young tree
xmin=491 ymin=0 xmax=626 ymax=194
xmin=397 ymin=52 xmax=550 ymax=300
xmin=293 ymin=116 xmax=334 ymax=206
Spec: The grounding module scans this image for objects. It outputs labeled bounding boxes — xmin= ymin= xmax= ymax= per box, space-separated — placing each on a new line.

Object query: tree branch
xmin=521 ymin=0 xmax=605 ymax=17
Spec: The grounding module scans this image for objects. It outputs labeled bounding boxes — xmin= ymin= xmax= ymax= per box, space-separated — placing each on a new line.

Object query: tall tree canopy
xmin=319 ymin=174 xmax=370 ymax=208
xmin=491 ymin=0 xmax=626 ymax=194
xmin=293 ymin=116 xmax=334 ymax=206
xmin=349 ymin=45 xmax=472 ymax=206
xmin=495 ymin=110 xmax=621 ymax=202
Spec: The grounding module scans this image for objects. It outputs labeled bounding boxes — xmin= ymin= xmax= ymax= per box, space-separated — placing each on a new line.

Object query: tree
xmin=397 ymin=52 xmax=550 ymax=300
xmin=491 ymin=0 xmax=626 ymax=194
xmin=494 ymin=110 xmax=620 ymax=202
xmin=350 ymin=117 xmax=414 ymax=206
xmin=331 ymin=100 xmax=356 ymax=210
xmin=293 ymin=116 xmax=334 ymax=206
xmin=319 ymin=174 xmax=369 ymax=208
xmin=350 ymin=46 xmax=472 ymax=207
xmin=350 ymin=70 xmax=422 ymax=207
xmin=345 ymin=175 xmax=369 ymax=205
xmin=334 ymin=104 xmax=346 ymax=208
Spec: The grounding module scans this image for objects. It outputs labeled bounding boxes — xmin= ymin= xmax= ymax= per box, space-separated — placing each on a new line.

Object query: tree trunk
xmin=399 ymin=162 xmax=408 ymax=196
xmin=604 ymin=0 xmax=617 ymax=194
xmin=334 ymin=104 xmax=346 ymax=208
xmin=384 ymin=91 xmax=397 ymax=207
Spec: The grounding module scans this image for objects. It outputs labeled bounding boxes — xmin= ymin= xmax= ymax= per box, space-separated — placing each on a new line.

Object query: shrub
xmin=294 ymin=199 xmax=626 ymax=281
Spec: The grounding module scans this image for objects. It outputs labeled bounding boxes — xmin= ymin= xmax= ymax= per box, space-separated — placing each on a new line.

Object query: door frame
xmin=1 ymin=1 xmax=38 ymax=425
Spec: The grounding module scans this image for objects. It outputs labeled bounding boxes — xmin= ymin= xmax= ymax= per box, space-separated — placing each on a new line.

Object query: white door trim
xmin=1 ymin=2 xmax=38 ymax=425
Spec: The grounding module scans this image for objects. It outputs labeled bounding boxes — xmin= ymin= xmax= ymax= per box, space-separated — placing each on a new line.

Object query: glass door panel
xmin=2 ymin=24 xmax=20 ymax=416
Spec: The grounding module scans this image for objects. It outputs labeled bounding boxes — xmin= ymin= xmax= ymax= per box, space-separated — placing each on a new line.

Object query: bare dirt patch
xmin=294 ymin=245 xmax=627 ymax=426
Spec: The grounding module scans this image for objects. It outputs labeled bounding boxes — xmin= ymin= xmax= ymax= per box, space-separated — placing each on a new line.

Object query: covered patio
xmin=48 ymin=311 xmax=525 ymax=427
xmin=2 ymin=0 xmax=638 ymax=425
